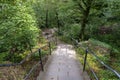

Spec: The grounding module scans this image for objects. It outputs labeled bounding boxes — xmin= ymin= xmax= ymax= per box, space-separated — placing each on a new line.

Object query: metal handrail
xmin=70 ymin=37 xmax=99 ymax=79
xmin=0 ymin=27 xmax=58 ymax=80
xmin=70 ymin=37 xmax=120 ymax=79
xmin=88 ymin=48 xmax=120 ymax=79
xmin=56 ymin=30 xmax=120 ymax=79
xmin=86 ymin=61 xmax=99 ymax=80
xmin=0 ymin=45 xmax=47 ymax=67
xmin=23 ymin=40 xmax=55 ymax=80
xmin=24 ymin=62 xmax=40 ymax=80
xmin=0 ymin=34 xmax=57 ymax=80
xmin=0 ymin=44 xmax=49 ymax=80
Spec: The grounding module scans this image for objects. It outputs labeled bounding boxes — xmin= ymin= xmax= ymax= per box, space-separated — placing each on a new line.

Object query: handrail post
xmin=49 ymin=42 xmax=51 ymax=55
xmin=83 ymin=48 xmax=88 ymax=72
xmin=38 ymin=49 xmax=44 ymax=71
xmin=55 ymin=35 xmax=57 ymax=45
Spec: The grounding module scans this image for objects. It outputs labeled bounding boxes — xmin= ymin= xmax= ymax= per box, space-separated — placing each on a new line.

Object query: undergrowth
xmin=76 ymin=39 xmax=120 ymax=80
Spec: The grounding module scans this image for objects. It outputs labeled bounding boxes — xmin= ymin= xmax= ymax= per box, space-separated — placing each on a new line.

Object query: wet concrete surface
xmin=37 ymin=44 xmax=90 ymax=80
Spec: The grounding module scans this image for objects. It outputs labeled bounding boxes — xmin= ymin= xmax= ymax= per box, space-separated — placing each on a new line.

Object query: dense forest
xmin=0 ymin=0 xmax=120 ymax=80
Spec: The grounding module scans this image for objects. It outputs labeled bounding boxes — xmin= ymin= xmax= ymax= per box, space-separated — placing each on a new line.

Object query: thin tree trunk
xmin=55 ymin=11 xmax=60 ymax=32
xmin=46 ymin=9 xmax=48 ymax=28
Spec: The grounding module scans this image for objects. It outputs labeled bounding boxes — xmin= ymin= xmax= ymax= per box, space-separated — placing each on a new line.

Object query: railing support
xmin=83 ymin=48 xmax=88 ymax=72
xmin=55 ymin=36 xmax=57 ymax=45
xmin=39 ymin=49 xmax=44 ymax=71
xmin=49 ymin=42 xmax=51 ymax=55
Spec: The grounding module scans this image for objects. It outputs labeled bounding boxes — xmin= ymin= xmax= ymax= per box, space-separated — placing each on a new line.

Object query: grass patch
xmin=89 ymin=38 xmax=119 ymax=53
xmin=76 ymin=39 xmax=120 ymax=80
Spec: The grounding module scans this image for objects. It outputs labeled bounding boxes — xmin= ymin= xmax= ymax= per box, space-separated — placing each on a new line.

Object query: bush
xmin=60 ymin=23 xmax=80 ymax=43
xmin=0 ymin=1 xmax=39 ymax=53
xmin=4 ymin=53 xmax=23 ymax=63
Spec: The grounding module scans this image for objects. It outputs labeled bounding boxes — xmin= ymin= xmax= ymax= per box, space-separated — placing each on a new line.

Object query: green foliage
xmin=4 ymin=53 xmax=23 ymax=63
xmin=77 ymin=47 xmax=119 ymax=80
xmin=31 ymin=48 xmax=49 ymax=61
xmin=89 ymin=39 xmax=111 ymax=49
xmin=90 ymin=24 xmax=120 ymax=50
xmin=0 ymin=52 xmax=8 ymax=63
xmin=0 ymin=1 xmax=39 ymax=53
xmin=58 ymin=23 xmax=81 ymax=43
xmin=98 ymin=70 xmax=119 ymax=80
xmin=86 ymin=0 xmax=120 ymax=50
xmin=33 ymin=0 xmax=46 ymax=28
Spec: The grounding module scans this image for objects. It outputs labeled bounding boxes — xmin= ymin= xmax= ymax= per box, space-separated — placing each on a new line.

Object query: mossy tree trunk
xmin=78 ymin=0 xmax=93 ymax=41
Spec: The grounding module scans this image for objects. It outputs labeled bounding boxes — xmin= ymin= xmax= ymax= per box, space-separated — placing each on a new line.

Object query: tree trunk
xmin=46 ymin=9 xmax=48 ymax=28
xmin=79 ymin=0 xmax=93 ymax=41
xmin=55 ymin=11 xmax=60 ymax=33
